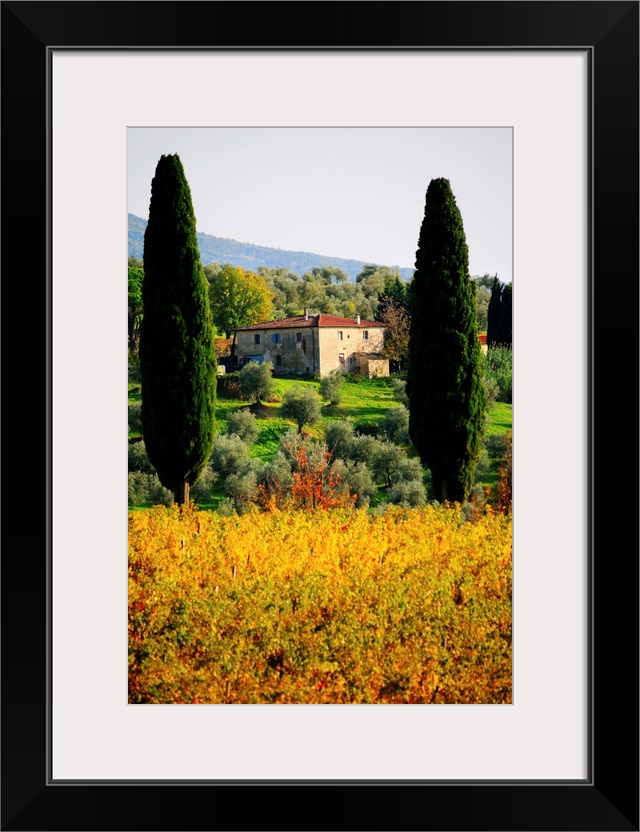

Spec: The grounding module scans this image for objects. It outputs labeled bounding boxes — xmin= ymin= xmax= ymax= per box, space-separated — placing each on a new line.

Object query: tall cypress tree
xmin=500 ymin=282 xmax=512 ymax=347
xmin=139 ymin=154 xmax=216 ymax=505
xmin=407 ymin=178 xmax=487 ymax=504
xmin=486 ymin=276 xmax=503 ymax=346
xmin=487 ymin=278 xmax=513 ymax=347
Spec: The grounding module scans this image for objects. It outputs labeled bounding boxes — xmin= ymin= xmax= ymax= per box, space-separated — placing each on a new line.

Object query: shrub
xmin=390 ymin=377 xmax=409 ymax=407
xmin=319 ymin=369 xmax=344 ymax=406
xmin=371 ymin=374 xmax=401 ymax=387
xmin=483 ymin=376 xmax=499 ymax=408
xmin=324 ymin=420 xmax=355 ymax=460
xmin=278 ymin=429 xmax=307 ymax=464
xmin=485 ymin=433 xmax=511 ymax=460
xmin=346 ymin=434 xmax=379 ymax=468
xmin=281 ymin=385 xmax=322 ymax=433
xmin=148 ymin=478 xmax=174 ymax=507
xmin=190 ymin=467 xmax=219 ymax=502
xmin=474 ymin=449 xmax=492 ymax=477
xmin=264 ymin=450 xmax=293 ymax=484
xmin=484 ymin=346 xmax=512 ymax=404
xmin=496 ymin=431 xmax=512 ymax=514
xmin=289 ymin=442 xmax=355 ymax=511
xmin=128 ymin=440 xmax=155 ymax=474
xmin=128 ymin=472 xmax=152 ymax=507
xmin=396 ymin=456 xmax=425 ymax=483
xmin=286 ymin=434 xmax=328 ymax=472
xmin=330 ymin=459 xmax=377 ymax=508
xmin=128 ymin=353 xmax=142 ymax=384
xmin=354 ymin=422 xmax=379 ymax=438
xmin=238 ymin=361 xmax=275 ymax=403
xmin=275 ymin=431 xmax=354 ymax=510
xmin=381 ymin=405 xmax=411 ymax=445
xmin=128 ymin=472 xmax=172 ymax=507
xmin=387 ymin=479 xmax=427 ymax=508
xmin=216 ymin=497 xmax=237 ymax=516
xmin=370 ymin=441 xmax=407 ymax=487
xmin=217 ymin=372 xmax=242 ymax=399
xmin=225 ymin=466 xmax=262 ymax=514
xmin=225 ymin=409 xmax=259 ymax=445
xmin=256 ymin=451 xmax=293 ymax=510
xmin=461 ymin=483 xmax=491 ymax=522
xmin=128 ymin=402 xmax=142 ymax=435
xmin=209 ymin=434 xmax=251 ymax=478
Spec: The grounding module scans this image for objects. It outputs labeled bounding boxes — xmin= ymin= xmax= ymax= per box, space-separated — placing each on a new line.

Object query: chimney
xmin=355 ymin=314 xmax=361 ymax=325
xmin=304 ymin=307 xmax=309 ymax=321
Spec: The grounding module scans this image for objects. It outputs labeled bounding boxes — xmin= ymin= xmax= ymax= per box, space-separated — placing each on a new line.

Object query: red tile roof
xmin=235 ymin=313 xmax=384 ymax=331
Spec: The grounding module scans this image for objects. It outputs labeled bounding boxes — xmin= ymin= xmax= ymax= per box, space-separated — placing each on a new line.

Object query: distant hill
xmin=128 ymin=213 xmax=414 ymax=282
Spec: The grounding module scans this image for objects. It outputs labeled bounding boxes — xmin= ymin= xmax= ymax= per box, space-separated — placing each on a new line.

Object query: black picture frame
xmin=2 ymin=2 xmax=638 ymax=830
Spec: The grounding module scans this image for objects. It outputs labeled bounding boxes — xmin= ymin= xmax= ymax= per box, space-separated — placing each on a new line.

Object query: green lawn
xmin=130 ymin=375 xmax=512 ymax=459
xmin=212 ymin=375 xmax=399 ymax=462
xmin=486 ymin=401 xmax=512 ymax=436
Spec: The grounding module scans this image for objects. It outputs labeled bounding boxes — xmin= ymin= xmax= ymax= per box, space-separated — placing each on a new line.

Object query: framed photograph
xmin=125 ymin=123 xmax=514 ymax=708
xmin=2 ymin=2 xmax=637 ymax=830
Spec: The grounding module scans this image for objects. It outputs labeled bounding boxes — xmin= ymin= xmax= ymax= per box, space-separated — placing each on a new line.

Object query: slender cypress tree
xmin=407 ymin=178 xmax=487 ymax=504
xmin=487 ymin=278 xmax=513 ymax=347
xmin=139 ymin=154 xmax=216 ymax=505
xmin=486 ymin=276 xmax=503 ymax=346
xmin=500 ymin=282 xmax=512 ymax=347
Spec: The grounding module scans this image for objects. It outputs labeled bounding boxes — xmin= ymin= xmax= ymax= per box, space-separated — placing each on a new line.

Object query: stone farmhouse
xmin=234 ymin=309 xmax=388 ymax=378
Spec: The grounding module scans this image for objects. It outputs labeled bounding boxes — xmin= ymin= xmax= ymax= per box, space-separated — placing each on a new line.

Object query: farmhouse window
xmin=272 ymin=333 xmax=282 ymax=344
xmin=254 ymin=334 xmax=261 ymax=345
xmin=363 ymin=330 xmax=369 ymax=340
xmin=339 ymin=353 xmax=345 ymax=364
xmin=275 ymin=355 xmax=282 ymax=367
xmin=296 ymin=332 xmax=302 ymax=342
xmin=338 ymin=331 xmax=343 ymax=340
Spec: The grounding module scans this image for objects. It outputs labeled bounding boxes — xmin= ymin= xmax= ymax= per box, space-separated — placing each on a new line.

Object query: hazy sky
xmin=128 ymin=127 xmax=512 ymax=281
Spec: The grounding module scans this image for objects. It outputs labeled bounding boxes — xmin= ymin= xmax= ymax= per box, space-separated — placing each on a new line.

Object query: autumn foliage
xmin=496 ymin=430 xmax=512 ymax=513
xmin=129 ymin=503 xmax=512 ymax=704
xmin=290 ymin=444 xmax=356 ymax=510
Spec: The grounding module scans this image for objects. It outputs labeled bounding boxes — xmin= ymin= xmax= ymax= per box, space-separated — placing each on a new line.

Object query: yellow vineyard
xmin=129 ymin=504 xmax=512 ymax=704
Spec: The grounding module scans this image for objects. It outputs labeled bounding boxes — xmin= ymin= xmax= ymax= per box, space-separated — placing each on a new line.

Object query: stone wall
xmin=316 ymin=325 xmax=385 ymax=377
xmin=353 ymin=354 xmax=390 ymax=378
xmin=236 ymin=328 xmax=318 ymax=375
xmin=236 ymin=323 xmax=384 ymax=377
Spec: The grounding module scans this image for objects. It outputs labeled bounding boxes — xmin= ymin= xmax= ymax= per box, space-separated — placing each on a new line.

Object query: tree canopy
xmin=207 ymin=263 xmax=274 ymax=339
xmin=373 ymin=271 xmax=409 ymax=314
xmin=378 ymin=296 xmax=410 ymax=372
xmin=281 ymin=385 xmax=323 ymax=433
xmin=238 ymin=360 xmax=275 ymax=403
